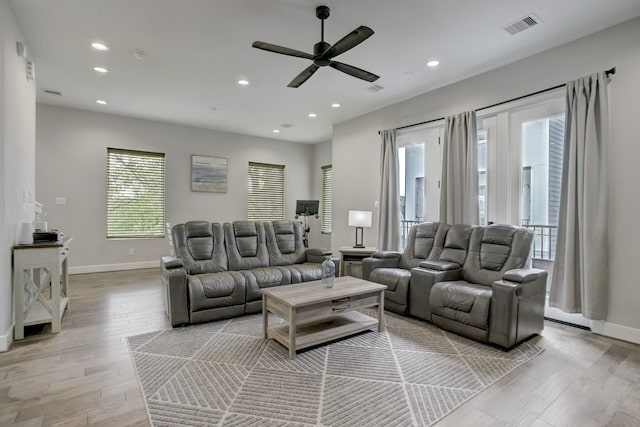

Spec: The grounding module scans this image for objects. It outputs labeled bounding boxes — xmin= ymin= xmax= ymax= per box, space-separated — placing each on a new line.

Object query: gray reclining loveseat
xmin=364 ymin=222 xmax=547 ymax=348
xmin=161 ymin=219 xmax=335 ymax=326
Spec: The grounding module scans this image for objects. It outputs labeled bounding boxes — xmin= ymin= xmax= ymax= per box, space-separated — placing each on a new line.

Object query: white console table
xmin=12 ymin=237 xmax=72 ymax=340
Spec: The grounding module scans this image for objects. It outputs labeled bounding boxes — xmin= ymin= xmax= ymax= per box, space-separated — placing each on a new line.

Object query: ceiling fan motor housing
xmin=316 ymin=5 xmax=330 ymax=20
xmin=313 ymin=42 xmax=332 ymax=65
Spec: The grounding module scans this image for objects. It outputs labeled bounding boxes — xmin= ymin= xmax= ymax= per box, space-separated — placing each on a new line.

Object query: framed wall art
xmin=191 ymin=155 xmax=228 ymax=193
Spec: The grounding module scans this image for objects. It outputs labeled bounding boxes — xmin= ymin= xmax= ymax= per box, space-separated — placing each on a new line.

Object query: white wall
xmin=35 ymin=104 xmax=315 ymax=272
xmin=308 ymin=141 xmax=331 ymax=250
xmin=333 ymin=18 xmax=640 ymax=338
xmin=1 ymin=0 xmax=37 ymax=351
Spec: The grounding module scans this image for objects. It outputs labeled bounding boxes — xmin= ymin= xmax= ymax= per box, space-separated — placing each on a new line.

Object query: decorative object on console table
xmin=191 ymin=155 xmax=227 ymax=193
xmin=12 ymin=237 xmax=72 ymax=340
xmin=339 ymin=246 xmax=376 ymax=278
xmin=348 ymin=210 xmax=372 ymax=248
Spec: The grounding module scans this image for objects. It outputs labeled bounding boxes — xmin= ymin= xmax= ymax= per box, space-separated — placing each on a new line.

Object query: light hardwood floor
xmin=1 ymin=269 xmax=638 ymax=426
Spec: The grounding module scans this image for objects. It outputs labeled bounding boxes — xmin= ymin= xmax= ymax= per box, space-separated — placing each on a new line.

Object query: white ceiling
xmin=10 ymin=0 xmax=640 ymax=144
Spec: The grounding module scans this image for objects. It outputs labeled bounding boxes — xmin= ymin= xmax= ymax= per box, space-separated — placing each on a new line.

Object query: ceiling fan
xmin=252 ymin=5 xmax=379 ymax=88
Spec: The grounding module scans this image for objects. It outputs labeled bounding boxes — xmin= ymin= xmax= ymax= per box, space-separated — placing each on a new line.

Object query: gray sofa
xmin=363 ymin=222 xmax=548 ymax=348
xmin=161 ymin=220 xmax=336 ymax=327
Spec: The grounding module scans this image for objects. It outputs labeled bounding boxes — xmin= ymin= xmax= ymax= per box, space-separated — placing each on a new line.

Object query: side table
xmin=13 ymin=237 xmax=72 ymax=340
xmin=339 ymin=246 xmax=377 ymax=278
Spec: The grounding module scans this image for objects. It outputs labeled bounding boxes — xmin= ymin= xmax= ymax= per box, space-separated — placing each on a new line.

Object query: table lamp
xmin=348 ymin=210 xmax=372 ymax=248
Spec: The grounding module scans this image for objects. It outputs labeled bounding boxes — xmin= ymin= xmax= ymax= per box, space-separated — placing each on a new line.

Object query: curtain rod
xmin=379 ymin=67 xmax=616 ymax=134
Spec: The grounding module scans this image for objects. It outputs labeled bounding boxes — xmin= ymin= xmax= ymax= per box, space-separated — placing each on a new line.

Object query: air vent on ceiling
xmin=366 ymin=84 xmax=384 ymax=93
xmin=280 ymin=123 xmax=294 ymax=128
xmin=502 ymin=14 xmax=542 ymax=35
xmin=44 ymin=89 xmax=62 ymax=96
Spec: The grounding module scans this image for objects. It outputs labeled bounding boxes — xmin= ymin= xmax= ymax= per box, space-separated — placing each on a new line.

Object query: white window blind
xmin=107 ymin=148 xmax=166 ymax=238
xmin=247 ymin=162 xmax=285 ymax=221
xmin=321 ymin=165 xmax=333 ymax=233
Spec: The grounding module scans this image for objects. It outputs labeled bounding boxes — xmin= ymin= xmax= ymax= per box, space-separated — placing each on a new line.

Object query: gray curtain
xmin=439 ymin=111 xmax=479 ymax=225
xmin=550 ymin=72 xmax=609 ymax=320
xmin=378 ymin=129 xmax=401 ymax=251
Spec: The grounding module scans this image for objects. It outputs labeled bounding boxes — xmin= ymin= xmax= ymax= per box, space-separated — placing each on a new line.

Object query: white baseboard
xmin=591 ymin=320 xmax=640 ymax=345
xmin=0 ymin=323 xmax=14 ymax=352
xmin=70 ymin=260 xmax=160 ymax=275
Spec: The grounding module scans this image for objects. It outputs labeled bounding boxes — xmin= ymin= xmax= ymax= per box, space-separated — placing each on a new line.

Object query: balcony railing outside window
xmin=400 ymin=219 xmax=422 ymax=249
xmin=522 ymin=223 xmax=557 ymax=260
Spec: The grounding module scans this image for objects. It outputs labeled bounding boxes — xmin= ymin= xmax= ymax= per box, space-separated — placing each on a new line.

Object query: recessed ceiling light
xmin=273 ymin=129 xmax=280 ymax=133
xmin=308 ymin=113 xmax=317 ymax=118
xmin=427 ymin=60 xmax=440 ymax=67
xmin=96 ymin=99 xmax=107 ymax=105
xmin=331 ymin=103 xmax=341 ymax=108
xmin=93 ymin=66 xmax=109 ymax=73
xmin=91 ymin=42 xmax=109 ymax=51
xmin=238 ymin=79 xmax=249 ymax=85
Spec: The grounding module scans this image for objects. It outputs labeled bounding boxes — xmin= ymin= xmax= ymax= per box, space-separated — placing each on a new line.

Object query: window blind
xmin=247 ymin=162 xmax=285 ymax=221
xmin=321 ymin=165 xmax=333 ymax=233
xmin=107 ymin=148 xmax=166 ymax=238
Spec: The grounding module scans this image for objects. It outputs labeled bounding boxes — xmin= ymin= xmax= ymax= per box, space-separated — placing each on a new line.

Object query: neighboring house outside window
xmin=107 ymin=148 xmax=166 ymax=238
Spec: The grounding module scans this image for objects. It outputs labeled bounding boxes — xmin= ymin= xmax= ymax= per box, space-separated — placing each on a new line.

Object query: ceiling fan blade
xmin=287 ymin=64 xmax=320 ymax=88
xmin=330 ymin=61 xmax=379 ymax=82
xmin=322 ymin=26 xmax=374 ymax=59
xmin=252 ymin=41 xmax=314 ymax=60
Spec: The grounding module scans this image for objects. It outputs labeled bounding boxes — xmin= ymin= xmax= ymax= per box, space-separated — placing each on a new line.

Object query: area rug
xmin=127 ymin=310 xmax=543 ymax=426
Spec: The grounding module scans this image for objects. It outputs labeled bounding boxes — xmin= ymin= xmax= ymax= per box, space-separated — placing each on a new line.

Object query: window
xmin=397 ymin=126 xmax=441 ymax=248
xmin=321 ymin=165 xmax=332 ymax=233
xmin=477 ymin=129 xmax=488 ymax=225
xmin=520 ymin=114 xmax=564 ymax=259
xmin=107 ymin=148 xmax=165 ymax=238
xmin=247 ymin=162 xmax=285 ymax=220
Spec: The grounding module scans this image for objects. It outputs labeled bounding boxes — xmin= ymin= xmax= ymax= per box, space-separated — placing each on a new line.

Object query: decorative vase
xmin=321 ymin=257 xmax=335 ymax=288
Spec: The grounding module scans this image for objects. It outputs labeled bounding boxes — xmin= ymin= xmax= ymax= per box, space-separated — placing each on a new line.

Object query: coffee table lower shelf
xmin=267 ymin=311 xmax=379 ymax=354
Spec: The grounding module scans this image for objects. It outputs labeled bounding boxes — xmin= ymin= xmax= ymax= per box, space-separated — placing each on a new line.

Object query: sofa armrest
xmin=418 ymin=260 xmax=461 ymax=271
xmin=306 ymin=248 xmax=332 ymax=263
xmin=409 ymin=266 xmax=462 ymax=321
xmin=161 ymin=256 xmax=190 ymax=327
xmin=362 ymin=256 xmax=401 ymax=280
xmin=503 ymin=268 xmax=543 ymax=284
xmin=372 ymin=251 xmax=402 ymax=259
xmin=162 ymin=255 xmax=184 ymax=269
xmin=489 ymin=269 xmax=548 ymax=348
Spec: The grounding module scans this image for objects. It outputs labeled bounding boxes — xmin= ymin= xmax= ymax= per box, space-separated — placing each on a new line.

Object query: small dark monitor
xmin=296 ymin=200 xmax=319 ymax=215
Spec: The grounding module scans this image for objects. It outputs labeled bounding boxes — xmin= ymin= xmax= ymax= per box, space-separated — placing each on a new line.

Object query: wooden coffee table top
xmin=261 ymin=276 xmax=386 ymax=307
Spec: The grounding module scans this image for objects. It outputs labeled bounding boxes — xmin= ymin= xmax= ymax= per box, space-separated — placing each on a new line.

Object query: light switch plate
xmin=55 ymin=197 xmax=66 ymax=205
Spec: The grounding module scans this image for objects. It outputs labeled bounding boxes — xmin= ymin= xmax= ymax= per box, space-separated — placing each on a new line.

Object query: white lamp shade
xmin=348 ymin=210 xmax=372 ymax=228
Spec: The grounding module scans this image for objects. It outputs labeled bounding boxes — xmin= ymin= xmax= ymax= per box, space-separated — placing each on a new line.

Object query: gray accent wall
xmin=35 ymin=105 xmax=315 ymax=272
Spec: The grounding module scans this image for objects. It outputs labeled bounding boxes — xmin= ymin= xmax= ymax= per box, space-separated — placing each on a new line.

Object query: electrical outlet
xmin=128 ymin=248 xmax=135 ymax=256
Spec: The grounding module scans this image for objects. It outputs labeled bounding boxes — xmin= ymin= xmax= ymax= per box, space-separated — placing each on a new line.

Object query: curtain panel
xmin=378 ymin=129 xmax=401 ymax=251
xmin=439 ymin=111 xmax=479 ymax=225
xmin=550 ymin=72 xmax=609 ymax=320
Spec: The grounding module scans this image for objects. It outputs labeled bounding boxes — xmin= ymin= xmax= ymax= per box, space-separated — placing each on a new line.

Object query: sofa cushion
xmin=430 ymin=281 xmax=492 ymax=330
xmin=264 ymin=221 xmax=307 ymax=266
xmin=187 ymin=271 xmax=246 ymax=312
xmin=369 ymin=268 xmax=410 ymax=293
xmin=439 ymin=224 xmax=473 ymax=265
xmin=399 ymin=222 xmax=450 ymax=270
xmin=225 ymin=221 xmax=270 ymax=270
xmin=462 ymin=225 xmax=534 ymax=286
xmin=172 ymin=221 xmax=227 ymax=274
xmin=288 ymin=263 xmax=323 ymax=283
xmin=243 ymin=267 xmax=290 ymax=303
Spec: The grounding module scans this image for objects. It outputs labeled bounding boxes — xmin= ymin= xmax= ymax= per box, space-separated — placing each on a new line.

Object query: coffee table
xmin=262 ymin=276 xmax=386 ymax=359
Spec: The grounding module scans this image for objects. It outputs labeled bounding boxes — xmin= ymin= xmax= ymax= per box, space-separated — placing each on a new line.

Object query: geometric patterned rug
xmin=127 ymin=309 xmax=543 ymax=426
